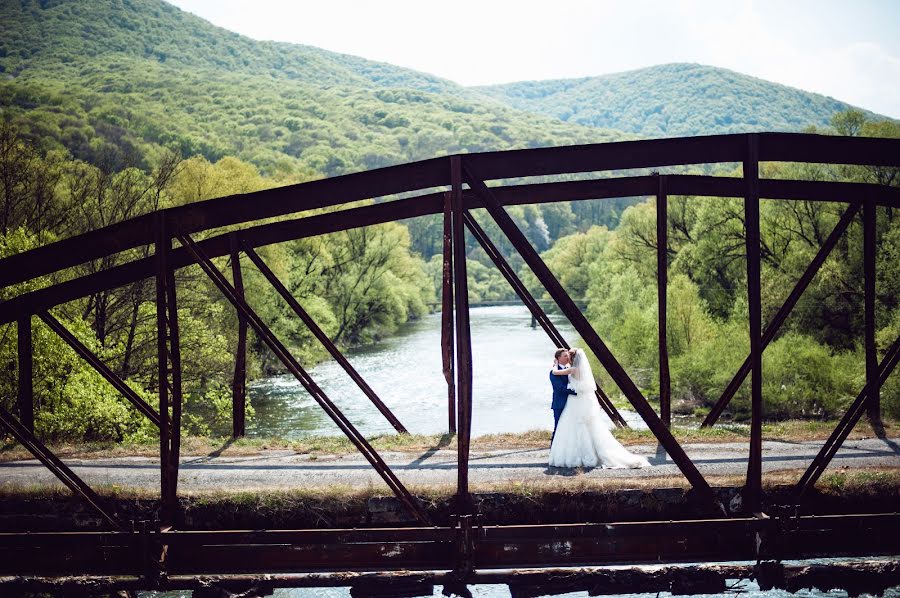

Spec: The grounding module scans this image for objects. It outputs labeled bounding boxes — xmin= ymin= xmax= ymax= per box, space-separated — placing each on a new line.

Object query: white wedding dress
xmin=548 ymin=350 xmax=651 ymax=469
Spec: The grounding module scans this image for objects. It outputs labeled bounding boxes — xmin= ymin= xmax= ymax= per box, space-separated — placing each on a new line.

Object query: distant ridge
xmin=472 ymin=63 xmax=881 ymax=137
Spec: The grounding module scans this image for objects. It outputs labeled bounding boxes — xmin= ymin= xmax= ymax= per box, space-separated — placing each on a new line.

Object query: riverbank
xmin=1 ymin=418 xmax=894 ymax=462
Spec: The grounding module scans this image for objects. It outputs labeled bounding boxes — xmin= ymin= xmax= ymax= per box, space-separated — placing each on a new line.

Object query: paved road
xmin=1 ymin=438 xmax=898 ymax=492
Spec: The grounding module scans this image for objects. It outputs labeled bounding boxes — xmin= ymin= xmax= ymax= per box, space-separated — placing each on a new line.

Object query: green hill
xmin=0 ymin=0 xmax=626 ymax=176
xmin=473 ymin=63 xmax=881 ymax=137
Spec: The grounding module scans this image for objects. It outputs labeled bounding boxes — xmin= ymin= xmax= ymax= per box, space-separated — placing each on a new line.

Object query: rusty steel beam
xmin=242 ymin=245 xmax=408 ymax=434
xmin=796 ymin=334 xmax=900 ymax=496
xmin=5 ymin=561 xmax=900 ymax=597
xmin=463 ymin=210 xmax=627 ymax=428
xmin=757 ymin=132 xmax=900 ymax=167
xmin=155 ymin=214 xmax=173 ymax=528
xmin=0 ymin=406 xmax=122 ymax=530
xmin=657 ymin=175 xmax=671 ymax=428
xmin=0 ymin=193 xmax=442 ymax=325
xmin=864 ymin=198 xmax=880 ymax=428
xmin=2 ymin=513 xmax=898 ymax=578
xmin=0 ymin=157 xmax=448 ymax=290
xmin=467 ymin=133 xmax=900 ymax=184
xmin=3 ymin=133 xmax=899 ymax=295
xmin=16 ymin=315 xmax=33 ymax=433
xmin=38 ymin=311 xmax=161 ymax=428
xmin=463 ymin=163 xmax=716 ymax=505
xmin=442 ymin=192 xmax=457 ymax=435
xmin=165 ymin=261 xmax=184 ymax=507
xmin=176 ymin=233 xmax=429 ymax=525
xmin=229 ymin=235 xmax=247 ymax=438
xmin=743 ymin=135 xmax=763 ymax=511
xmin=155 ymin=213 xmax=184 ymax=527
xmin=4 ymin=177 xmax=900 ymax=327
xmin=450 ymin=156 xmax=474 ymax=512
xmin=702 ymin=203 xmax=861 ymax=427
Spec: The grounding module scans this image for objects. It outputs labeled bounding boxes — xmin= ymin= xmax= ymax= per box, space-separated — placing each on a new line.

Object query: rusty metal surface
xmin=155 ymin=214 xmax=173 ymax=527
xmin=230 ymin=235 xmax=248 ymax=438
xmin=864 ymin=198 xmax=881 ymax=427
xmin=1 ymin=134 xmax=898 ymax=587
xmin=441 ymin=192 xmax=456 ymax=434
xmin=743 ymin=135 xmax=763 ymax=511
xmin=450 ymin=156 xmax=474 ymax=512
xmin=3 ymin=560 xmax=899 ymax=596
xmin=1 ymin=513 xmax=897 ymax=577
xmin=15 ymin=315 xmax=33 ymax=433
xmin=656 ymin=175 xmax=671 ymax=428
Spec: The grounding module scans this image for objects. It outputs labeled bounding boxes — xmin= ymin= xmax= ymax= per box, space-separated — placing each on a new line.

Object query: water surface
xmin=247 ymin=305 xmax=645 ymax=439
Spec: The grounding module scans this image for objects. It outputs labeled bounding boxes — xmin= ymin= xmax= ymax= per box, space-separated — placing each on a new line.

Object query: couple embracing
xmin=548 ymin=348 xmax=650 ymax=469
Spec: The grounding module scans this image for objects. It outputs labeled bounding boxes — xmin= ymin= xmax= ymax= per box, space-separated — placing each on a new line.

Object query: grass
xmin=3 ymin=467 xmax=898 ymax=504
xmin=1 ymin=418 xmax=894 ymax=462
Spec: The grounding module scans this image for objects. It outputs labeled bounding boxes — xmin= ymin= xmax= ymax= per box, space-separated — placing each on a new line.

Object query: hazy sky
xmin=166 ymin=0 xmax=900 ymax=118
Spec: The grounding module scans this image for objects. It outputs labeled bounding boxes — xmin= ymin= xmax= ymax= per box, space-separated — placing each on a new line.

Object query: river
xmin=246 ymin=305 xmax=646 ymax=440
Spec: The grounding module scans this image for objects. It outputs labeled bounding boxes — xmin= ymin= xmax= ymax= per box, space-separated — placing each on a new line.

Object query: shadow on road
xmin=207 ymin=437 xmax=236 ymax=459
xmin=408 ymin=433 xmax=454 ymax=467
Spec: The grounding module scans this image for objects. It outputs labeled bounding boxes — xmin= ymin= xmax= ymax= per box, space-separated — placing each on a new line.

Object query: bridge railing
xmin=1 ymin=131 xmax=898 ymax=534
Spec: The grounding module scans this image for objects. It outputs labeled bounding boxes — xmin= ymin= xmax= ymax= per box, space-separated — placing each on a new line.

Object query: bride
xmin=548 ymin=348 xmax=651 ymax=469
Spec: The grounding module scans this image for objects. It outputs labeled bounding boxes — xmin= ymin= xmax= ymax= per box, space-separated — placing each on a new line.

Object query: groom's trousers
xmin=551 ymin=407 xmax=564 ymax=441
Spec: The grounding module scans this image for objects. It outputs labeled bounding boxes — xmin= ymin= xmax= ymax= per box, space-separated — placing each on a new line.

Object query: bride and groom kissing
xmin=548 ymin=348 xmax=651 ymax=469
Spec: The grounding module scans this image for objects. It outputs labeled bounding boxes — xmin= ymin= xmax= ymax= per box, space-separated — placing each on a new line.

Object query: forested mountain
xmin=474 ymin=63 xmax=882 ymax=137
xmin=0 ymin=0 xmax=626 ymax=177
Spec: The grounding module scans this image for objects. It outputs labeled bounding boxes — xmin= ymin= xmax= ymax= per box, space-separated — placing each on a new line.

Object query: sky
xmin=166 ymin=0 xmax=900 ymax=119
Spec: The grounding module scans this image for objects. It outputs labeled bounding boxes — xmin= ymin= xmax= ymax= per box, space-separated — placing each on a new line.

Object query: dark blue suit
xmin=550 ymin=364 xmax=576 ymax=440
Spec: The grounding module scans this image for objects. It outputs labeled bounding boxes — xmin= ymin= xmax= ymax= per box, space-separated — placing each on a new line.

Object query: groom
xmin=549 ymin=348 xmax=577 ymax=442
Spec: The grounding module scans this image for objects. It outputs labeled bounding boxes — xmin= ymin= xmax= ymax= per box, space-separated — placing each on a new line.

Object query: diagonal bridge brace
xmin=176 ymin=233 xmax=429 ymax=525
xmin=796 ymin=334 xmax=900 ymax=497
xmin=38 ymin=311 xmax=163 ymax=430
xmin=241 ymin=242 xmax=408 ymax=434
xmin=0 ymin=405 xmax=123 ymax=530
xmin=702 ymin=202 xmax=862 ymax=428
xmin=462 ymin=164 xmax=717 ymax=505
xmin=462 ymin=209 xmax=628 ymax=428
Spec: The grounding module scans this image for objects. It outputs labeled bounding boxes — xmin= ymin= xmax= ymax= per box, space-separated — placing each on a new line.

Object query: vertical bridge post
xmin=442 ymin=191 xmax=457 ymax=435
xmin=17 ymin=315 xmax=33 ymax=434
xmin=450 ymin=156 xmax=474 ymax=513
xmin=230 ymin=234 xmax=247 ymax=439
xmin=863 ymin=197 xmax=880 ymax=430
xmin=656 ymin=174 xmax=671 ymax=428
xmin=743 ymin=134 xmax=763 ymax=511
xmin=155 ymin=213 xmax=183 ymax=528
